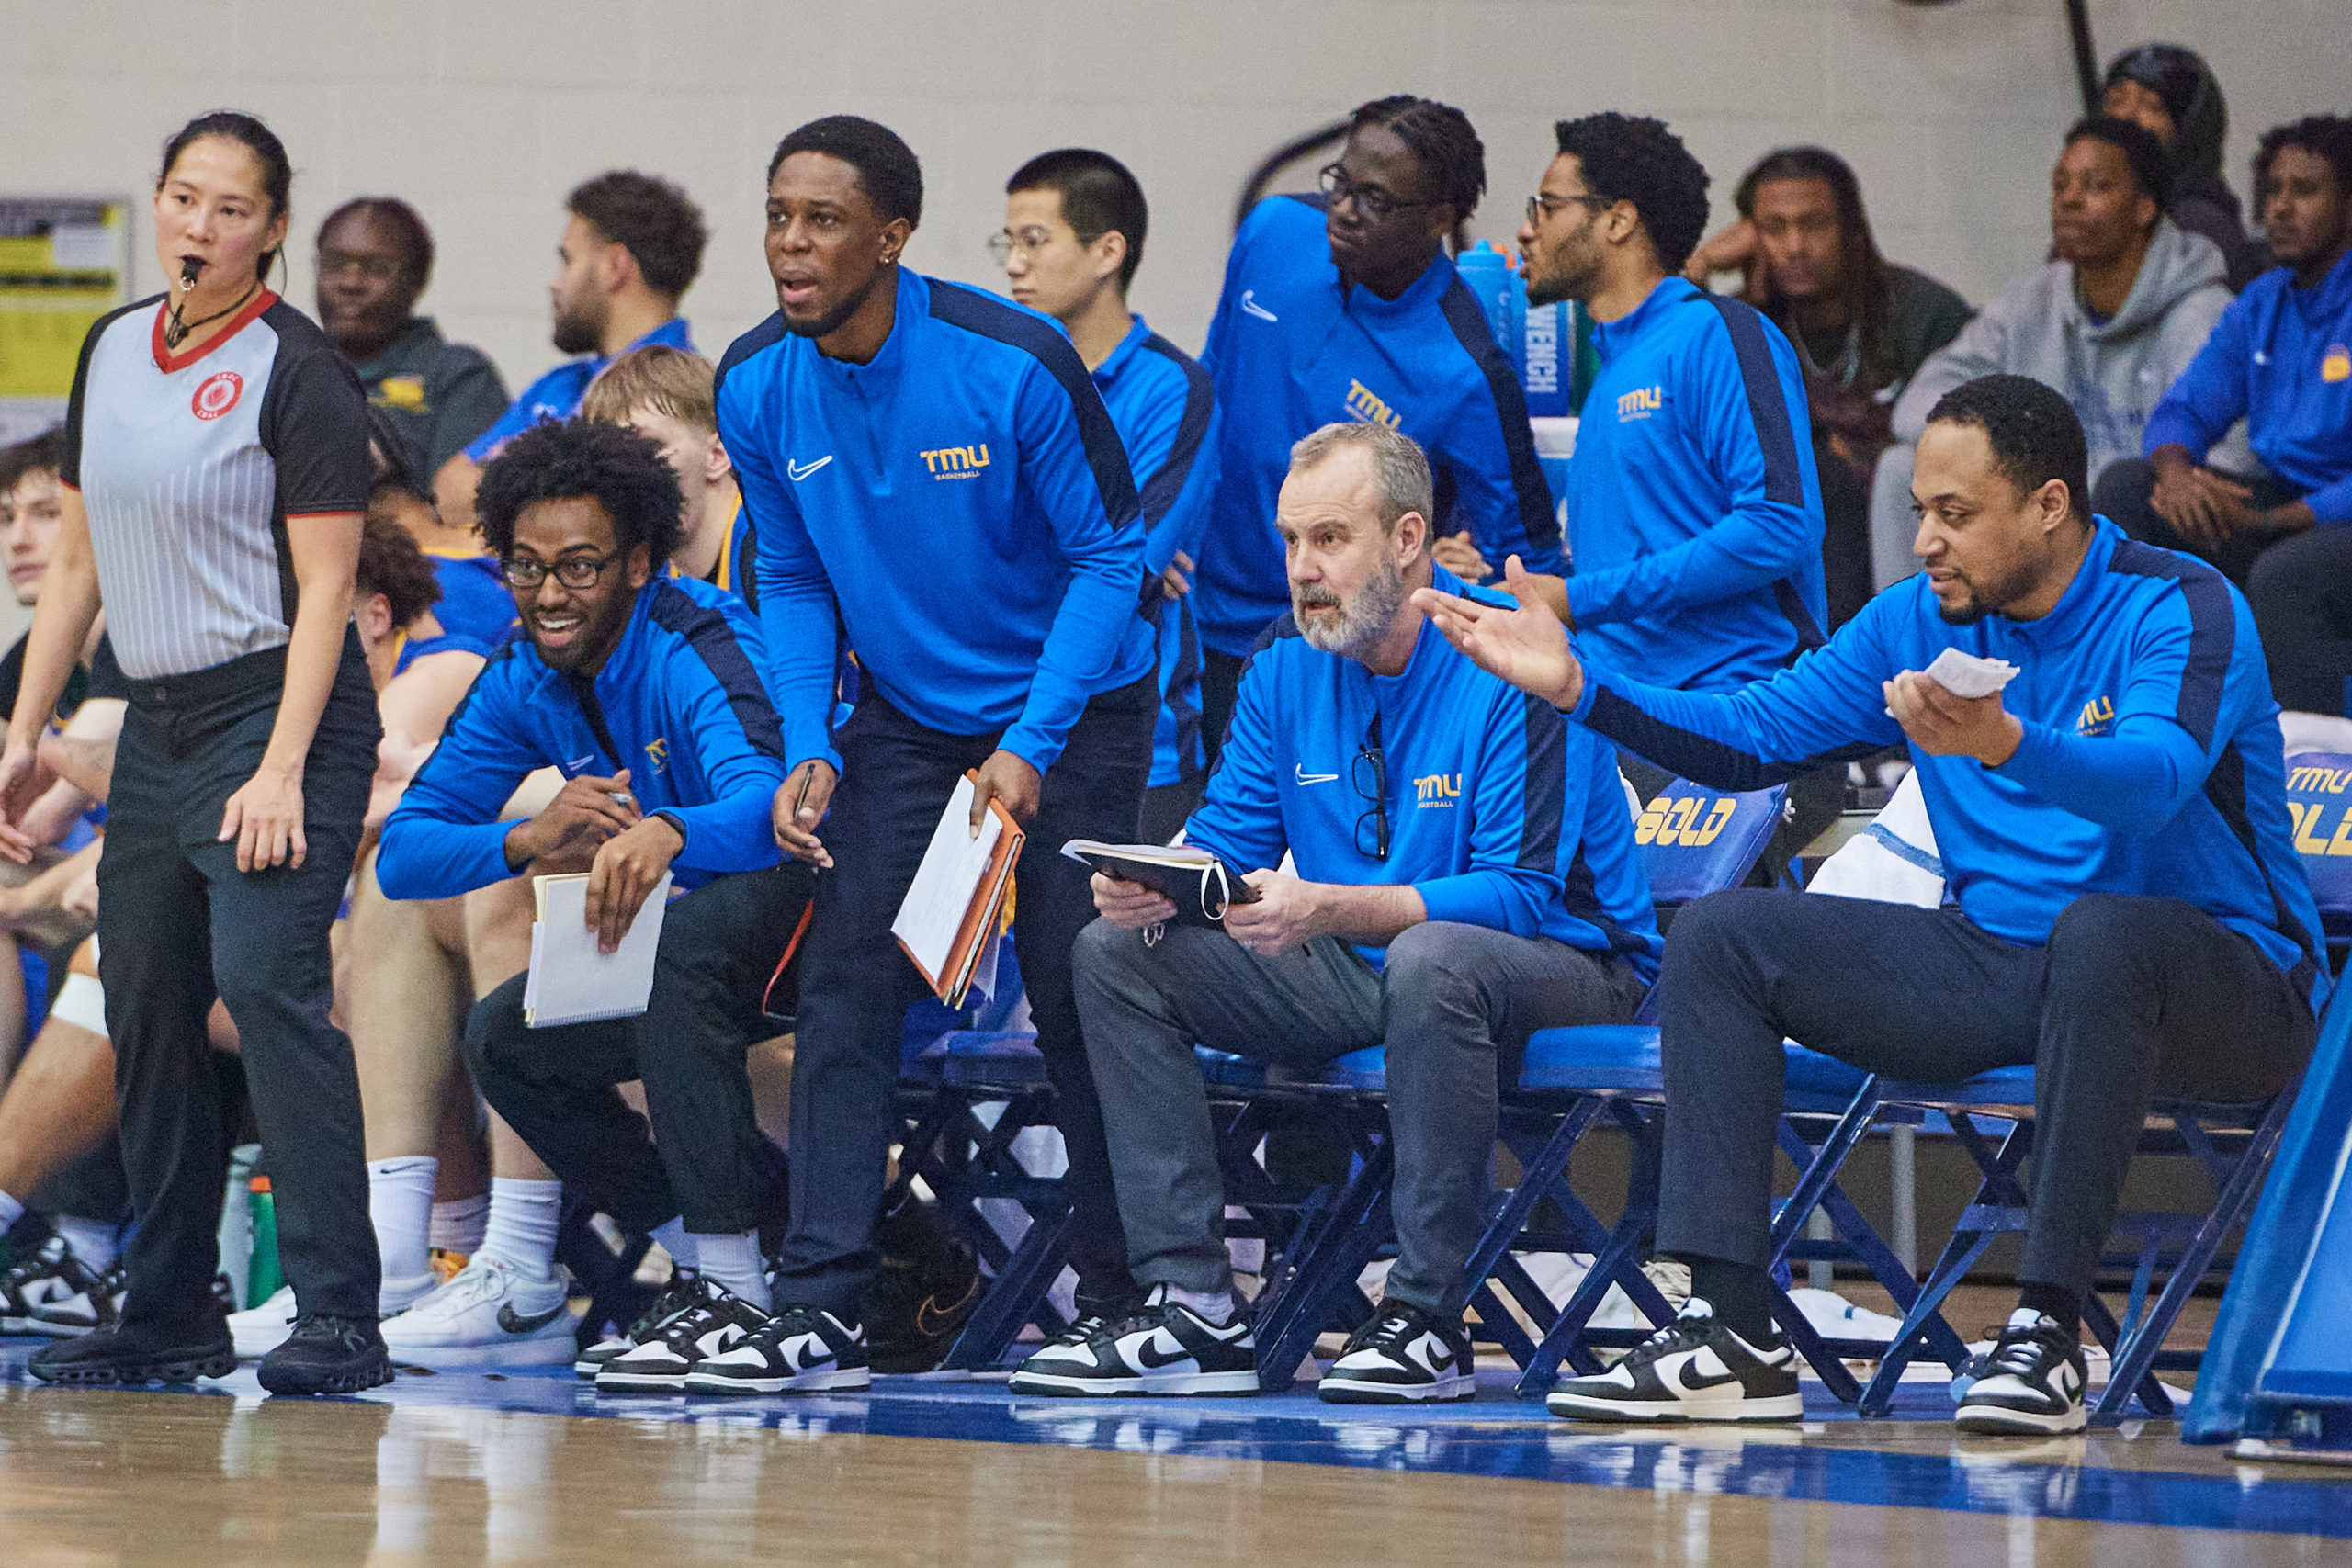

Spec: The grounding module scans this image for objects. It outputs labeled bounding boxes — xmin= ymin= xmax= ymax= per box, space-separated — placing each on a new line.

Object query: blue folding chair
xmin=1852 ymin=755 xmax=2352 ymax=1421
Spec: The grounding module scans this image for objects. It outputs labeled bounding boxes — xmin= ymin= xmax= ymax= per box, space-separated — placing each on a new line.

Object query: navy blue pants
xmin=774 ymin=679 xmax=1155 ymax=1318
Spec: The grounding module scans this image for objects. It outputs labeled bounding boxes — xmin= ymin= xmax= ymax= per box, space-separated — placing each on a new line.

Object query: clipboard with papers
xmin=523 ymin=871 xmax=673 ymax=1028
xmin=891 ymin=772 xmax=1024 ymax=1009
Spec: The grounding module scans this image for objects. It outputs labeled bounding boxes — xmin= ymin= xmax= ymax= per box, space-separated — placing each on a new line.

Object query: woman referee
xmin=0 ymin=112 xmax=390 ymax=1393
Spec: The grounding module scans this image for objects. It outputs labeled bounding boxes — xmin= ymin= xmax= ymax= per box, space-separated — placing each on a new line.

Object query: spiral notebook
xmin=523 ymin=871 xmax=673 ymax=1028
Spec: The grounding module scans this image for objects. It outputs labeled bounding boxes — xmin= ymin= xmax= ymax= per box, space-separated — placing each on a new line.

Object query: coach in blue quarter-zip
xmin=1193 ymin=96 xmax=1560 ymax=765
xmin=1421 ymin=375 xmax=2324 ymax=1437
xmin=699 ymin=117 xmax=1156 ymax=1396
xmin=377 ymin=418 xmax=813 ymax=1388
xmin=1011 ymin=423 xmax=1658 ymax=1405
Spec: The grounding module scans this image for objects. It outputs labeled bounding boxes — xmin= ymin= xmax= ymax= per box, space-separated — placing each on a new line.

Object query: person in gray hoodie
xmin=1869 ymin=118 xmax=2234 ymax=586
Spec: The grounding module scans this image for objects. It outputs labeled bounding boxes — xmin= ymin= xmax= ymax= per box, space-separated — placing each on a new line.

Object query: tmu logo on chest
xmin=921 ymin=444 xmax=990 ymax=479
xmin=1616 ymin=385 xmax=1662 ymax=423
xmin=1413 ymin=773 xmax=1461 ymax=807
xmin=1344 ymin=379 xmax=1401 ymax=428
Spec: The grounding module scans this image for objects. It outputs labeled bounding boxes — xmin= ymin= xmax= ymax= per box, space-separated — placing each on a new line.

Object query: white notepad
xmin=892 ymin=775 xmax=1005 ymax=983
xmin=523 ymin=871 xmax=673 ymax=1028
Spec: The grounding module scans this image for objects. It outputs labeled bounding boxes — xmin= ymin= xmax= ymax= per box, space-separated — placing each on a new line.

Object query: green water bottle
xmin=245 ymin=1175 xmax=283 ymax=1305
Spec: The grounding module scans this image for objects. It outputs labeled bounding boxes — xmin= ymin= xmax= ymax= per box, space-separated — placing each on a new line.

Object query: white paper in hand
xmin=1921 ymin=648 xmax=2021 ymax=699
xmin=525 ymin=872 xmax=672 ymax=1028
xmin=892 ymin=775 xmax=1003 ymax=983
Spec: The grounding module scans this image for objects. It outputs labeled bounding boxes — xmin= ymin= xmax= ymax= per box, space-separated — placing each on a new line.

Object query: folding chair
xmin=1853 ymin=755 xmax=2352 ymax=1422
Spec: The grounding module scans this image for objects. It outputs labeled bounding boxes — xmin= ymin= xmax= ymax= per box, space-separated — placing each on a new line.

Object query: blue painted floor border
xmin=8 ymin=1337 xmax=2351 ymax=1539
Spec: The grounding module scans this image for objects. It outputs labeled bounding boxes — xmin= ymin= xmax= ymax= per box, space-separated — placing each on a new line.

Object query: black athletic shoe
xmin=573 ymin=1268 xmax=703 ymax=1381
xmin=1008 ymin=1284 xmax=1257 ymax=1396
xmin=1317 ymin=1300 xmax=1476 ymax=1404
xmin=257 ymin=1314 xmax=394 ymax=1395
xmin=862 ymin=1200 xmax=981 ymax=1373
xmin=28 ymin=1321 xmax=237 ymax=1386
xmin=1953 ymin=1310 xmax=2089 ymax=1435
xmin=1545 ymin=1298 xmax=1803 ymax=1423
xmin=685 ymin=1303 xmax=872 ymax=1394
xmin=594 ymin=1278 xmax=769 ymax=1392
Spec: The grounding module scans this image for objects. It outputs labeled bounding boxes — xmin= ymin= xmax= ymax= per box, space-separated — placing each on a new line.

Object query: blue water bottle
xmin=1453 ymin=241 xmax=1521 ymax=371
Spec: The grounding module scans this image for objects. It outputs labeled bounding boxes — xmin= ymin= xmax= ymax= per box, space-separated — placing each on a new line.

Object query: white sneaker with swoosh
xmin=1010 ymin=1284 xmax=1257 ymax=1396
xmin=379 ymin=1255 xmax=578 ymax=1367
xmin=1545 ymin=1298 xmax=1801 ymax=1422
xmin=1318 ymin=1300 xmax=1475 ymax=1403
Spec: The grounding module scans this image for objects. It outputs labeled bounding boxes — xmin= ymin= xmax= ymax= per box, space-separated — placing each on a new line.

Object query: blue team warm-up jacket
xmin=1188 ymin=565 xmax=1663 ymax=977
xmin=2142 ymin=248 xmax=2352 ymax=524
xmin=378 ymin=576 xmax=789 ymax=900
xmin=1194 ymin=196 xmax=1561 ymax=657
xmin=461 ymin=317 xmax=696 ymax=465
xmin=1093 ymin=314 xmax=1218 ymax=787
xmin=718 ymin=269 xmax=1155 ymax=776
xmin=1565 ymin=277 xmax=1829 ymax=694
xmin=1570 ymin=518 xmax=2328 ymax=1010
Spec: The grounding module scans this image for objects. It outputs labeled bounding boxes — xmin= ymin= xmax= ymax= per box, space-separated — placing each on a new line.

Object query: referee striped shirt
xmin=62 ymin=290 xmax=370 ymax=680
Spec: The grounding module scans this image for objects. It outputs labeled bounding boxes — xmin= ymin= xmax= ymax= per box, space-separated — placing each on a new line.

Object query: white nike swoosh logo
xmin=786 ymin=456 xmax=834 ymax=481
xmin=1241 ymin=290 xmax=1278 ymax=322
xmin=1295 ymin=765 xmax=1338 ymax=785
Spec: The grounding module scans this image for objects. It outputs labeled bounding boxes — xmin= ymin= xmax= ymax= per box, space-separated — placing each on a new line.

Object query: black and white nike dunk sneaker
xmin=684 ymin=1303 xmax=871 ymax=1394
xmin=594 ymin=1278 xmax=770 ymax=1392
xmin=1952 ymin=1310 xmax=2088 ymax=1435
xmin=1317 ymin=1300 xmax=1476 ymax=1404
xmin=1544 ymin=1298 xmax=1803 ymax=1423
xmin=574 ymin=1269 xmax=705 ymax=1381
xmin=1008 ymin=1285 xmax=1258 ymax=1396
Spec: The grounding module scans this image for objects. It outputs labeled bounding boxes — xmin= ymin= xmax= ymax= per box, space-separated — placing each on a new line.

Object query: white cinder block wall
xmin=0 ymin=0 xmax=2342 ymax=400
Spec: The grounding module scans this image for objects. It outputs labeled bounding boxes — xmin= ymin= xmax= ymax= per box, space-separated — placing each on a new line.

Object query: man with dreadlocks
xmin=1190 ymin=95 xmax=1560 ymax=766
xmin=1686 ymin=148 xmax=1973 ymax=626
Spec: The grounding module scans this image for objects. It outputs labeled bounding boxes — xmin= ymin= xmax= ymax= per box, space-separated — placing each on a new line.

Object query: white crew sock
xmin=0 ymin=1187 xmax=23 ymax=1234
xmin=1165 ymin=1283 xmax=1235 ymax=1326
xmin=689 ymin=1230 xmax=769 ymax=1311
xmin=52 ymin=1213 xmax=119 ymax=1272
xmin=368 ymin=1156 xmax=439 ymax=1285
xmin=650 ymin=1217 xmax=696 ymax=1272
xmin=476 ymin=1179 xmax=561 ymax=1278
xmin=429 ymin=1195 xmax=489 ymax=1255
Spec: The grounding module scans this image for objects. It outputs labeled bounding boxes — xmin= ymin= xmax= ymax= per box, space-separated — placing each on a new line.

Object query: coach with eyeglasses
xmin=1188 ymin=95 xmax=1560 ymax=766
xmin=1009 ymin=423 xmax=1657 ymax=1405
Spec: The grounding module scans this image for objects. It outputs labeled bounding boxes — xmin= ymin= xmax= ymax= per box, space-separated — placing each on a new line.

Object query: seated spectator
xmin=1686 ymin=148 xmax=1973 ymax=623
xmin=375 ymin=419 xmax=811 ymax=1390
xmin=1871 ymin=118 xmax=2234 ymax=586
xmin=316 ymin=197 xmax=510 ymax=486
xmin=367 ymin=407 xmax=514 ymax=649
xmin=1420 ymin=375 xmax=2324 ymax=1436
xmin=435 ymin=172 xmax=707 ymax=535
xmin=581 ymin=344 xmax=753 ymax=599
xmin=1010 ymin=423 xmax=1660 ymax=1404
xmin=2095 ymin=115 xmax=2352 ymax=712
xmin=2101 ymin=43 xmax=2271 ymax=289
xmin=997 ymin=147 xmax=1218 ymax=842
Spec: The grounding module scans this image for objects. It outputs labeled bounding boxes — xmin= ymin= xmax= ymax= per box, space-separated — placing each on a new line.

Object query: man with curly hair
xmin=1515 ymin=112 xmax=1835 ymax=867
xmin=376 ymin=417 xmax=810 ymax=1385
xmin=2096 ymin=114 xmax=2352 ymax=716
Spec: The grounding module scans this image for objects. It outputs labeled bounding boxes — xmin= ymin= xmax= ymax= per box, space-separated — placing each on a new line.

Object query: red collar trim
xmin=151 ymin=288 xmax=277 ymax=374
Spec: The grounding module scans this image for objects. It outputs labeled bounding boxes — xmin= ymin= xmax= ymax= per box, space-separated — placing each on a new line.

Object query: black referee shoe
xmin=257 ymin=1314 xmax=394 ymax=1395
xmin=1544 ymin=1298 xmax=1802 ymax=1423
xmin=28 ymin=1320 xmax=237 ymax=1386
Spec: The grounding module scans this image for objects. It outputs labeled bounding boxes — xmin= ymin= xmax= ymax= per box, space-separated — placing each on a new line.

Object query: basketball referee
xmin=0 ymin=112 xmax=390 ymax=1395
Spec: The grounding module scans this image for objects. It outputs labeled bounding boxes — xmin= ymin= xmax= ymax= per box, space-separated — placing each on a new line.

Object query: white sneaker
xmin=229 ymin=1284 xmax=299 ymax=1359
xmin=379 ymin=1256 xmax=578 ymax=1367
xmin=379 ymin=1269 xmax=438 ymax=1318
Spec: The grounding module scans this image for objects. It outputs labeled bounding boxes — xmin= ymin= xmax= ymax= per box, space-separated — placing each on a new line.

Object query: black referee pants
xmin=461 ymin=863 xmax=814 ymax=1236
xmin=775 ymin=678 xmax=1154 ymax=1319
xmin=100 ymin=637 xmax=381 ymax=1329
xmin=1655 ymin=889 xmax=2315 ymax=1303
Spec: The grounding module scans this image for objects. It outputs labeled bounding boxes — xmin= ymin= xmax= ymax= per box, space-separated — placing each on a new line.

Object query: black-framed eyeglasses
xmin=502 ymin=552 xmax=616 ymax=591
xmin=1351 ymin=712 xmax=1389 ymax=862
xmin=1318 ymin=164 xmax=1436 ymax=223
xmin=1525 ymin=192 xmax=1612 ymax=226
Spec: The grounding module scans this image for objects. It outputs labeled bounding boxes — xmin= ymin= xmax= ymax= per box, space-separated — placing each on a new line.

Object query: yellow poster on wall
xmin=0 ymin=197 xmax=130 ymax=443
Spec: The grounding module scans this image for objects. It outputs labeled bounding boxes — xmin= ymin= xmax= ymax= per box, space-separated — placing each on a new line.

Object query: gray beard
xmin=1295 ymin=558 xmax=1408 ymax=660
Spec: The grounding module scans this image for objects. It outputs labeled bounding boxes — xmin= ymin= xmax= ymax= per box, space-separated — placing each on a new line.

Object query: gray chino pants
xmin=1075 ymin=918 xmax=1647 ymax=1318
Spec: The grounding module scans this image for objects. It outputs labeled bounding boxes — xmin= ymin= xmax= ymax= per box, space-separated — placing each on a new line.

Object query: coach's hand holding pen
xmin=502 ymin=767 xmax=642 ymax=871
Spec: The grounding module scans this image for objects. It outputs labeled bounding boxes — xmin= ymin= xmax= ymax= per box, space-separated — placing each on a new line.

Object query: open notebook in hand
xmin=892 ymin=773 xmax=1023 ymax=1009
xmin=1059 ymin=840 xmax=1261 ymax=930
xmin=523 ymin=871 xmax=673 ymax=1028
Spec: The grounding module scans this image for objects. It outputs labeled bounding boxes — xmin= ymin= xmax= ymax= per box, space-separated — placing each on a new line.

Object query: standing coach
xmin=708 ymin=116 xmax=1155 ymax=1385
xmin=0 ymin=112 xmax=389 ymax=1395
